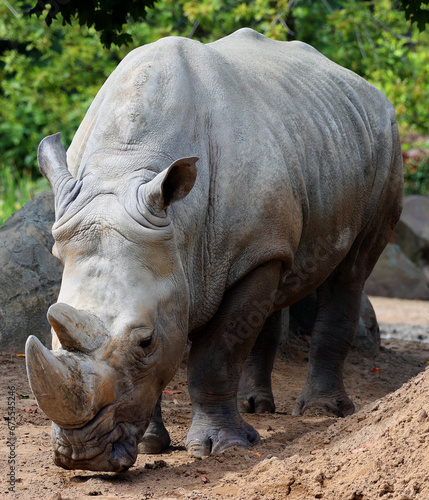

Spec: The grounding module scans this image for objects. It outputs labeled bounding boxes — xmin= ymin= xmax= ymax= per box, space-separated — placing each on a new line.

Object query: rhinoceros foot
xmin=237 ymin=391 xmax=275 ymax=414
xmin=138 ymin=421 xmax=170 ymax=454
xmin=292 ymin=389 xmax=355 ymax=418
xmin=185 ymin=411 xmax=260 ymax=458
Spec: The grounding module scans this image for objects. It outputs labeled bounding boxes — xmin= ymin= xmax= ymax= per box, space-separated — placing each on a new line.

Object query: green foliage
xmin=124 ymin=0 xmax=296 ymax=43
xmin=402 ymin=135 xmax=429 ymax=195
xmin=404 ymin=157 xmax=429 ymax=196
xmin=0 ymin=166 xmax=50 ymax=225
xmin=0 ymin=1 xmax=125 ymax=174
xmin=26 ymin=0 xmax=429 ymax=46
xmin=315 ymin=0 xmax=429 ymax=135
xmin=399 ymin=0 xmax=429 ymax=31
xmin=29 ymin=0 xmax=157 ymax=48
xmin=1 ymin=0 xmax=428 ymax=227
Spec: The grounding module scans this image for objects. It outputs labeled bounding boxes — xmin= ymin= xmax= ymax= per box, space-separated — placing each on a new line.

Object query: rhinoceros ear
xmin=38 ymin=133 xmax=81 ymax=219
xmin=144 ymin=157 xmax=198 ymax=216
xmin=38 ymin=133 xmax=71 ymax=189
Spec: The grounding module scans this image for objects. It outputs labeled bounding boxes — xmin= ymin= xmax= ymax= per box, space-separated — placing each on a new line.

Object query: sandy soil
xmin=1 ymin=297 xmax=428 ymax=499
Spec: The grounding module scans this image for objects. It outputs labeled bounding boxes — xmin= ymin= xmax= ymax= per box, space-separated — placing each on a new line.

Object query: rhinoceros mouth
xmin=52 ymin=405 xmax=148 ymax=472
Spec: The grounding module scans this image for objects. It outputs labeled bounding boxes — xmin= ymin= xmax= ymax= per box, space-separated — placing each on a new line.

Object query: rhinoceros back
xmin=66 ymin=29 xmax=402 ymax=327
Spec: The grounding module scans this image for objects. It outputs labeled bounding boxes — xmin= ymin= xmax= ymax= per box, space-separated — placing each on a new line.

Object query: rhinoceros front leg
xmin=237 ymin=310 xmax=283 ymax=413
xmin=138 ymin=395 xmax=170 ymax=454
xmin=186 ymin=261 xmax=282 ymax=458
xmin=292 ymin=277 xmax=361 ymax=417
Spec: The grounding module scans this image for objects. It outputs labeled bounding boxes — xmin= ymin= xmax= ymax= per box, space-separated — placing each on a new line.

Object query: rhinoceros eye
xmin=139 ymin=337 xmax=153 ymax=350
xmin=130 ymin=327 xmax=155 ymax=355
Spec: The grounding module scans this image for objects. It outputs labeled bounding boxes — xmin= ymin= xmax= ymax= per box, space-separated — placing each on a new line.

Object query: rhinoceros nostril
xmin=111 ymin=437 xmax=138 ymax=471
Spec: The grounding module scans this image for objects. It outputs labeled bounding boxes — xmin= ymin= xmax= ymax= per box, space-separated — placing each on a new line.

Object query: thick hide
xmin=26 ymin=28 xmax=403 ymax=472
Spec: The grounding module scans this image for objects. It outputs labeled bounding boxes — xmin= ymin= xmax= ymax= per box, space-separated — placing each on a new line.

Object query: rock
xmin=364 ymin=243 xmax=429 ymax=300
xmin=394 ymin=195 xmax=429 ymax=282
xmin=355 ymin=293 xmax=380 ymax=353
xmin=283 ymin=291 xmax=380 ymax=354
xmin=0 ymin=191 xmax=63 ymax=349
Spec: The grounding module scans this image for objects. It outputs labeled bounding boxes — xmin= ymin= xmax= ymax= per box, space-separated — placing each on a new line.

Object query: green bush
xmin=0 ymin=4 xmax=125 ymax=175
xmin=0 ymin=0 xmax=428 ymax=227
xmin=0 ymin=166 xmax=50 ymax=225
xmin=402 ymin=135 xmax=429 ymax=196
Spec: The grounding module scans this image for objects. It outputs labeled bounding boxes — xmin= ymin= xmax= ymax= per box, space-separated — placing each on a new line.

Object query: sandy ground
xmin=370 ymin=296 xmax=429 ymax=344
xmin=1 ymin=296 xmax=428 ymax=499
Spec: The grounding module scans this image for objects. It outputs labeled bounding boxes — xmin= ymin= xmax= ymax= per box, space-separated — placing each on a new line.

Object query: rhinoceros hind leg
xmin=138 ymin=395 xmax=171 ymax=454
xmin=292 ymin=274 xmax=362 ymax=418
xmin=292 ymin=389 xmax=355 ymax=417
xmin=238 ymin=310 xmax=283 ymax=414
xmin=186 ymin=261 xmax=283 ymax=458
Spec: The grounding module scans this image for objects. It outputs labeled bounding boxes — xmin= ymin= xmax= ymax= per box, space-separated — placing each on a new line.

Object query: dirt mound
xmin=1 ymin=299 xmax=429 ymax=499
xmin=236 ymin=368 xmax=429 ymax=500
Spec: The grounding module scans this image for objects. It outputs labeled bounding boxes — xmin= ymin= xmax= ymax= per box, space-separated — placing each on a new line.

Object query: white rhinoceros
xmin=25 ymin=28 xmax=403 ymax=472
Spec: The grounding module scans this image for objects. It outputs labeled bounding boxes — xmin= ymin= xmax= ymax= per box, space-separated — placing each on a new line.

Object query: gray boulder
xmin=394 ymin=195 xmax=429 ymax=282
xmin=355 ymin=293 xmax=380 ymax=353
xmin=364 ymin=243 xmax=429 ymax=300
xmin=0 ymin=191 xmax=63 ymax=349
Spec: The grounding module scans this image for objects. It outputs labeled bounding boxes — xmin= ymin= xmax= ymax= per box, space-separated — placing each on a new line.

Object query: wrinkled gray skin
xmin=25 ymin=28 xmax=403 ymax=472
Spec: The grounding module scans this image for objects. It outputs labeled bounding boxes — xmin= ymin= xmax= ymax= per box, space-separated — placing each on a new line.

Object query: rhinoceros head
xmin=26 ymin=133 xmax=198 ymax=471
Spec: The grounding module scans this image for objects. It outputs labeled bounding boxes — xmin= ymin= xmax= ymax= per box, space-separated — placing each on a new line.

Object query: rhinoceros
xmin=25 ymin=28 xmax=403 ymax=472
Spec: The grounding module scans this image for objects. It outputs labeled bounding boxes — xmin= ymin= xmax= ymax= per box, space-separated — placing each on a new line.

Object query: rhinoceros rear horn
xmin=48 ymin=303 xmax=108 ymax=353
xmin=25 ymin=335 xmax=100 ymax=428
xmin=144 ymin=157 xmax=199 ymax=216
xmin=38 ymin=133 xmax=81 ymax=218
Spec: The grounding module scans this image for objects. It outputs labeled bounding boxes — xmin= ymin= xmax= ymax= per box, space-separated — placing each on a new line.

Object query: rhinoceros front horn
xmin=25 ymin=335 xmax=103 ymax=428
